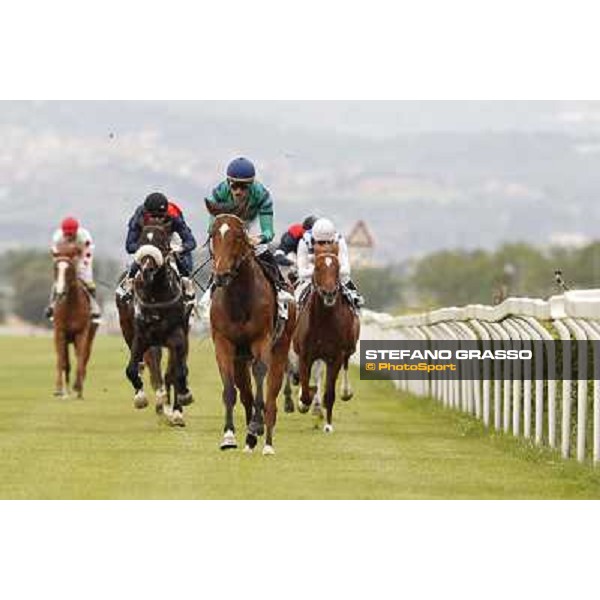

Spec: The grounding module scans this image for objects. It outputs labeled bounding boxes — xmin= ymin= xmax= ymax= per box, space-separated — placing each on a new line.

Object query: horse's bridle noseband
xmin=313 ymin=253 xmax=341 ymax=306
xmin=209 ymin=216 xmax=254 ymax=287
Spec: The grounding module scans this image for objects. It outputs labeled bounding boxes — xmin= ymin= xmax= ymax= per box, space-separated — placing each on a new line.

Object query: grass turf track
xmin=0 ymin=335 xmax=599 ymax=499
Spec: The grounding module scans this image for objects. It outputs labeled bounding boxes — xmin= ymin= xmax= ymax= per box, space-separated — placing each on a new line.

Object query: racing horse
xmin=206 ymin=199 xmax=296 ymax=455
xmin=275 ymin=247 xmax=326 ymax=416
xmin=293 ymin=244 xmax=360 ymax=432
xmin=122 ymin=221 xmax=193 ymax=426
xmin=52 ymin=241 xmax=99 ymax=398
xmin=273 ymin=250 xmax=300 ymax=413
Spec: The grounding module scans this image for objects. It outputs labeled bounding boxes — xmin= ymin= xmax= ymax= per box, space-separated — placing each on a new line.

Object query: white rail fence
xmin=358 ymin=290 xmax=600 ymax=464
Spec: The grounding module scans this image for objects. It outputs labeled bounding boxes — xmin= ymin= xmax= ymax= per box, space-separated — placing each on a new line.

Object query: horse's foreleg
xmin=297 ymin=355 xmax=313 ymax=414
xmin=340 ymin=356 xmax=354 ymax=401
xmin=214 ymin=335 xmax=238 ymax=449
xmin=234 ymin=358 xmax=253 ymax=426
xmin=246 ymin=358 xmax=267 ymax=449
xmin=263 ymin=350 xmax=289 ymax=455
xmin=283 ymin=363 xmax=294 ymax=413
xmin=164 ymin=331 xmax=188 ymax=427
xmin=172 ymin=332 xmax=190 ymax=405
xmin=72 ymin=331 xmax=89 ymax=398
xmin=146 ymin=347 xmax=163 ymax=391
xmin=54 ymin=330 xmax=68 ymax=397
xmin=126 ymin=335 xmax=148 ymax=409
xmin=323 ymin=358 xmax=343 ymax=433
xmin=311 ymin=360 xmax=325 ymax=416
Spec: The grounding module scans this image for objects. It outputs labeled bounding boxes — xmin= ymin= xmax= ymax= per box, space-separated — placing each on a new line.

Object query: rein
xmin=134 ymin=257 xmax=183 ymax=311
xmin=209 ymin=216 xmax=255 ymax=284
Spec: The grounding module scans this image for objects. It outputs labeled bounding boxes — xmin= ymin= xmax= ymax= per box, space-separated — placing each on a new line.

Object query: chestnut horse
xmin=122 ymin=222 xmax=193 ymax=426
xmin=293 ymin=246 xmax=360 ymax=432
xmin=206 ymin=199 xmax=296 ymax=455
xmin=52 ymin=241 xmax=98 ymax=398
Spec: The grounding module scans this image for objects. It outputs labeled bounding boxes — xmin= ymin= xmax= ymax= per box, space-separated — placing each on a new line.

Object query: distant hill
xmin=2 ymin=101 xmax=600 ymax=264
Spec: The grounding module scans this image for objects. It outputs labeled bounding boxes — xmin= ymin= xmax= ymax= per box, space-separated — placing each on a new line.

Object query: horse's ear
xmin=205 ymin=198 xmax=228 ymax=217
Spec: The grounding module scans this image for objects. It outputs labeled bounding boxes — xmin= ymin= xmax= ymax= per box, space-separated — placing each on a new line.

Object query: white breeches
xmin=77 ymin=260 xmax=94 ymax=285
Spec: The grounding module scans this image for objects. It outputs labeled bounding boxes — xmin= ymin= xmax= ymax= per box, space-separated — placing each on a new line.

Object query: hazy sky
xmin=168 ymin=100 xmax=600 ymax=139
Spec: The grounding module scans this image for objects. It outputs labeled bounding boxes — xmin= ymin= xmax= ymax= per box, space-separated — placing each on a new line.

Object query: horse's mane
xmin=205 ymin=197 xmax=252 ymax=222
xmin=54 ymin=240 xmax=81 ymax=259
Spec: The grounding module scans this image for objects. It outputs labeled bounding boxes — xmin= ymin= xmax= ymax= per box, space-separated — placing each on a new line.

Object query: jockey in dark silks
xmin=118 ymin=192 xmax=197 ymax=302
xmin=202 ymin=157 xmax=294 ymax=321
xmin=273 ymin=215 xmax=318 ymax=283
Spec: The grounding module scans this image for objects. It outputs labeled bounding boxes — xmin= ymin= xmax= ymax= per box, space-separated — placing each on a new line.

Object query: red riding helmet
xmin=61 ymin=217 xmax=79 ymax=236
xmin=288 ymin=223 xmax=305 ymax=240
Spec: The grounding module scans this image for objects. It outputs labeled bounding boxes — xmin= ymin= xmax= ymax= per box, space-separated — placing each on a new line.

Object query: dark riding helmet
xmin=144 ymin=192 xmax=168 ymax=215
xmin=302 ymin=215 xmax=318 ymax=230
xmin=226 ymin=157 xmax=255 ymax=182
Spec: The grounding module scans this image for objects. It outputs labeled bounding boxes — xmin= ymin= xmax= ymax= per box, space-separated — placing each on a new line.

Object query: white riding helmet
xmin=312 ymin=218 xmax=336 ymax=242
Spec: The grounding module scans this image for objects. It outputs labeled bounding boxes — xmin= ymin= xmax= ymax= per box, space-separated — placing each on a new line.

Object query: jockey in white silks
xmin=295 ymin=218 xmax=364 ymax=309
xmin=46 ymin=216 xmax=102 ymax=322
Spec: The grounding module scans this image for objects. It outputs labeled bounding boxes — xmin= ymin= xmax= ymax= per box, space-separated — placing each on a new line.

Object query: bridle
xmin=209 ymin=214 xmax=254 ymax=287
xmin=313 ymin=252 xmax=340 ymax=306
xmin=53 ymin=253 xmax=77 ymax=301
xmin=133 ymin=231 xmax=183 ymax=311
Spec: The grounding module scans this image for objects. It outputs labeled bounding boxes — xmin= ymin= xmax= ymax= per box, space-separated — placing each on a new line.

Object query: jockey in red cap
xmin=45 ymin=217 xmax=101 ymax=322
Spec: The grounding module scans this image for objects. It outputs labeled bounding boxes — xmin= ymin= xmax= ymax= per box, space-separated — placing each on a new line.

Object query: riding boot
xmin=344 ymin=279 xmax=365 ymax=309
xmin=85 ymin=284 xmax=102 ymax=323
xmin=116 ymin=276 xmax=134 ymax=302
xmin=254 ymin=248 xmax=293 ymax=342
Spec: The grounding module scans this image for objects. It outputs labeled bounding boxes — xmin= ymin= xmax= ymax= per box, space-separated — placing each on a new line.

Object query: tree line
xmin=0 ymin=250 xmax=120 ymax=326
xmin=2 ymin=241 xmax=600 ymax=325
xmin=355 ymin=241 xmax=600 ymax=313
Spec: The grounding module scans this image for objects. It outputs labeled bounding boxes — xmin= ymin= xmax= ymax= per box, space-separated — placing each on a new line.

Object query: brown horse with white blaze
xmin=293 ymin=245 xmax=360 ymax=432
xmin=52 ymin=241 xmax=98 ymax=398
xmin=206 ymin=199 xmax=296 ymax=455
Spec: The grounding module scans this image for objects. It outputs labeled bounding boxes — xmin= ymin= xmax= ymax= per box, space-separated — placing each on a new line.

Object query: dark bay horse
xmin=122 ymin=222 xmax=193 ymax=426
xmin=293 ymin=246 xmax=360 ymax=432
xmin=206 ymin=199 xmax=296 ymax=455
xmin=52 ymin=241 xmax=98 ymax=398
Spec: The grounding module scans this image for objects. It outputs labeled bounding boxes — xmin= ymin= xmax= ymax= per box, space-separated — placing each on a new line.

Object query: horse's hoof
xmin=178 ymin=391 xmax=194 ymax=406
xmin=284 ymin=398 xmax=295 ymax=413
xmin=155 ymin=404 xmax=164 ymax=415
xmin=323 ymin=423 xmax=334 ymax=434
xmin=341 ymin=392 xmax=353 ymax=402
xmin=298 ymin=400 xmax=310 ymax=414
xmin=220 ymin=430 xmax=237 ymax=450
xmin=291 ymin=373 xmax=300 ymax=386
xmin=243 ymin=445 xmax=254 ymax=454
xmin=169 ymin=410 xmax=185 ymax=427
xmin=54 ymin=390 xmax=68 ymax=398
xmin=133 ymin=390 xmax=148 ymax=409
xmin=262 ymin=445 xmax=275 ymax=456
xmin=245 ymin=432 xmax=258 ymax=450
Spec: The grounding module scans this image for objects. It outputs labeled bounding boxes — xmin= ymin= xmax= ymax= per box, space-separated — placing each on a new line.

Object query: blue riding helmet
xmin=226 ymin=157 xmax=256 ymax=182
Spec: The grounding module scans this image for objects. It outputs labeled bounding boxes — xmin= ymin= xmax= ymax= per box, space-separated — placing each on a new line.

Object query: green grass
xmin=1 ymin=336 xmax=599 ymax=499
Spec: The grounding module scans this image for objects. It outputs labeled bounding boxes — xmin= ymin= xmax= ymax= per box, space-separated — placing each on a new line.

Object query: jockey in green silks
xmin=201 ymin=157 xmax=294 ymax=322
